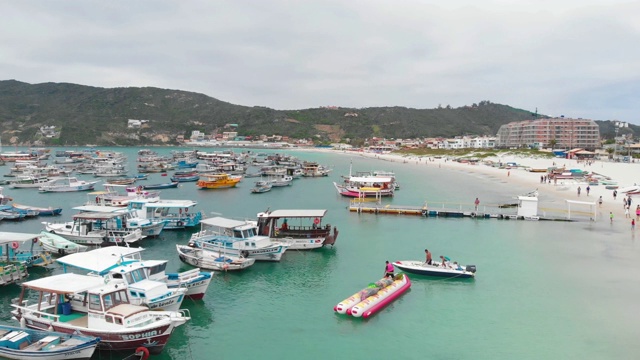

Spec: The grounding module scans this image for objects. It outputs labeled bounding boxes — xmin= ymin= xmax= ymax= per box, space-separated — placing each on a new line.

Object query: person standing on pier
xmin=474 ymin=198 xmax=480 ymax=212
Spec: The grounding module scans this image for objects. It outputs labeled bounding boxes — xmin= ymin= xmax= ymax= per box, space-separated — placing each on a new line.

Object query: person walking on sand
xmin=598 ymin=196 xmax=603 ymax=208
xmin=610 ymin=212 xmax=614 ymax=224
xmin=586 ymin=185 xmax=590 ymax=196
xmin=636 ymin=205 xmax=640 ymax=220
xmin=632 ymin=219 xmax=636 ymax=231
xmin=474 ymin=197 xmax=480 ymax=212
xmin=613 ymin=190 xmax=617 ymax=200
xmin=577 ymin=186 xmax=581 ymax=196
xmin=625 ymin=205 xmax=630 ymax=218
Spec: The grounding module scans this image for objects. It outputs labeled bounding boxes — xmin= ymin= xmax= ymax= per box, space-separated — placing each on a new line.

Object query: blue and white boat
xmin=0 ymin=324 xmax=100 ymax=360
xmin=127 ymin=199 xmax=202 ymax=230
xmin=58 ymin=246 xmax=212 ymax=300
xmin=392 ymin=260 xmax=476 ymax=279
xmin=189 ymin=217 xmax=289 ymax=261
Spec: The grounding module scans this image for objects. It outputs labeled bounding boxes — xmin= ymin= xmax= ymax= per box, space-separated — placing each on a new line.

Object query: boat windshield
xmin=102 ymin=289 xmax=130 ymax=311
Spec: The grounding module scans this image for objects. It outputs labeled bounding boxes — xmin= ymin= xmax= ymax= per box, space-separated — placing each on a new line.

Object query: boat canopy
xmin=57 ymin=247 xmax=145 ymax=275
xmin=132 ymin=200 xmax=197 ymax=208
xmin=200 ymin=217 xmax=251 ymax=229
xmin=258 ymin=209 xmax=327 ymax=219
xmin=73 ymin=212 xmax=122 ymax=220
xmin=0 ymin=232 xmax=41 ymax=245
xmin=73 ymin=205 xmax=124 ymax=213
xmin=347 ymin=176 xmax=393 ymax=183
xmin=21 ymin=273 xmax=105 ymax=294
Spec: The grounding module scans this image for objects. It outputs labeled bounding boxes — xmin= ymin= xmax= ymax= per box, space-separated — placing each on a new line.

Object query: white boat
xmin=8 ymin=176 xmax=51 ymax=189
xmin=176 ymin=244 xmax=255 ymax=271
xmin=0 ymin=232 xmax=53 ymax=268
xmin=255 ymin=209 xmax=339 ymax=249
xmin=11 ymin=273 xmax=190 ymax=355
xmin=268 ymin=175 xmax=293 ymax=187
xmin=127 ymin=199 xmax=203 ymax=229
xmin=189 ymin=217 xmax=289 ymax=261
xmin=39 ymin=177 xmax=100 ymax=193
xmin=0 ymin=324 xmax=100 ymax=360
xmin=44 ymin=212 xmax=145 ymax=246
xmin=37 ymin=231 xmax=88 ymax=256
xmin=74 ymin=204 xmax=166 ymax=237
xmin=250 ymin=181 xmax=272 ymax=193
xmin=392 ymin=260 xmax=476 ymax=279
xmin=57 ymin=246 xmax=212 ymax=300
xmin=57 ymin=255 xmax=187 ymax=312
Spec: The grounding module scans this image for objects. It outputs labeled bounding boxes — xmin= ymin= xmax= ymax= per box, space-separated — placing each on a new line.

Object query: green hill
xmin=0 ymin=80 xmax=627 ymax=146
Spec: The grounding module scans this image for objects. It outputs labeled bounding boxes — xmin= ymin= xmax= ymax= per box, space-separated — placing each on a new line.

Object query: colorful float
xmin=334 ymin=273 xmax=411 ymax=318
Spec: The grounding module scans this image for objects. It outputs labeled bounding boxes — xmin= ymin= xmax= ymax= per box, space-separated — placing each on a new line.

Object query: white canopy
xmin=200 ymin=217 xmax=249 ymax=229
xmin=22 ymin=273 xmax=105 ymax=294
xmin=58 ymin=247 xmax=145 ymax=274
xmin=258 ymin=209 xmax=327 ymax=218
xmin=347 ymin=176 xmax=393 ymax=183
xmin=0 ymin=232 xmax=41 ymax=246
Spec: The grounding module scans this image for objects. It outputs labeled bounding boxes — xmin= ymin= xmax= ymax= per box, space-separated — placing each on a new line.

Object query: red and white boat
xmin=11 ymin=273 xmax=190 ymax=355
xmin=334 ymin=274 xmax=411 ymax=318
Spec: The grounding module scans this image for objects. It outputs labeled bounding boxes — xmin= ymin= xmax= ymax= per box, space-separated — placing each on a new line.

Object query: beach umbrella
xmin=444 ymin=256 xmax=450 ymax=261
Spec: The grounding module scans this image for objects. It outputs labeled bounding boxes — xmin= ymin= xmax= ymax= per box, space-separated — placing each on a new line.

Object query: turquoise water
xmin=1 ymin=148 xmax=639 ymax=360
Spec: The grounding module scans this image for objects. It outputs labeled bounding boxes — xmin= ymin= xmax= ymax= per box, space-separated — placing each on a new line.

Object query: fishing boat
xmin=12 ymin=203 xmax=62 ymax=216
xmin=142 ymin=181 xmax=179 ymax=190
xmin=268 ymin=175 xmax=293 ymax=187
xmin=301 ymin=161 xmax=331 ymax=177
xmin=189 ymin=217 xmax=289 ymax=261
xmin=0 ymin=232 xmax=53 ymax=268
xmin=38 ymin=177 xmax=100 ymax=193
xmin=0 ymin=205 xmax=39 ymax=218
xmin=392 ymin=260 xmax=476 ymax=279
xmin=127 ymin=199 xmax=202 ymax=230
xmin=255 ymin=209 xmax=339 ymax=249
xmin=58 ymin=246 xmax=213 ymax=300
xmin=44 ymin=212 xmax=145 ymax=246
xmin=334 ymin=273 xmax=411 ymax=318
xmin=176 ymin=244 xmax=256 ymax=271
xmin=37 ymin=231 xmax=88 ymax=256
xmin=11 ymin=273 xmax=190 ymax=355
xmin=0 ymin=324 xmax=100 ymax=360
xmin=105 ymin=177 xmax=137 ymax=185
xmin=250 ymin=181 xmax=272 ymax=193
xmin=57 ymin=257 xmax=187 ymax=312
xmin=170 ymin=174 xmax=199 ymax=182
xmin=333 ymin=175 xmax=395 ymax=197
xmin=196 ymin=173 xmax=242 ymax=189
xmin=8 ymin=176 xmax=52 ymax=189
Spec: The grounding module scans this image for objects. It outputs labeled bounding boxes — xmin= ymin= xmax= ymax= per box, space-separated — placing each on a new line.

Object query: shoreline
xmin=296 ymin=148 xmax=639 ymax=225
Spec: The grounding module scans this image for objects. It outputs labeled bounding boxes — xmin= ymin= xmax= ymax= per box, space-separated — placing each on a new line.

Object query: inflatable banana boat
xmin=334 ymin=273 xmax=411 ymax=318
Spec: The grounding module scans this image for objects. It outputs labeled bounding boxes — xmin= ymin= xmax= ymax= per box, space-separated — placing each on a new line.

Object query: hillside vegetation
xmin=0 ymin=80 xmax=630 ymax=146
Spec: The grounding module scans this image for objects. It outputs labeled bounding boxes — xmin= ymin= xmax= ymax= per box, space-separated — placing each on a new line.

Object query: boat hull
xmin=0 ymin=325 xmax=99 ymax=360
xmin=393 ymin=260 xmax=475 ymax=278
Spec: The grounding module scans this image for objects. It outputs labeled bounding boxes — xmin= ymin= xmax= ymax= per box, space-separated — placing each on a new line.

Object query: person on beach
xmin=636 ymin=205 xmax=640 ymax=220
xmin=384 ymin=261 xmax=394 ymax=278
xmin=610 ymin=212 xmax=614 ymax=223
xmin=613 ymin=190 xmax=617 ymax=200
xmin=424 ymin=249 xmax=433 ymax=265
xmin=577 ymin=186 xmax=581 ymax=196
xmin=598 ymin=196 xmax=603 ymax=208
xmin=632 ymin=219 xmax=636 ymax=231
xmin=474 ymin=197 xmax=480 ymax=211
xmin=625 ymin=205 xmax=630 ymax=218
xmin=586 ymin=186 xmax=590 ymax=196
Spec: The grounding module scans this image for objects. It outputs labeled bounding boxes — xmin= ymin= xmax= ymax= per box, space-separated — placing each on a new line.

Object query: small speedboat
xmin=0 ymin=324 xmax=100 ymax=360
xmin=392 ymin=260 xmax=476 ymax=279
xmin=251 ymin=181 xmax=272 ymax=193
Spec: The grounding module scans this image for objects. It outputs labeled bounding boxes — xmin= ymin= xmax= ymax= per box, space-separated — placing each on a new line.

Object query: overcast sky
xmin=1 ymin=1 xmax=638 ymax=123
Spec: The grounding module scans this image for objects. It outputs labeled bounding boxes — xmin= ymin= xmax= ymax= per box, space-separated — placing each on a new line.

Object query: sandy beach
xmin=301 ymin=147 xmax=639 ymax=226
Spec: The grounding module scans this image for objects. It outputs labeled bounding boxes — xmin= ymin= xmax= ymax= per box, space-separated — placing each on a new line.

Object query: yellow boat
xmin=196 ymin=173 xmax=242 ymax=189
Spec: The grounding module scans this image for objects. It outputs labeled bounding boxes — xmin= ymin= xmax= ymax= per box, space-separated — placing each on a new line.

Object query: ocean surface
xmin=1 ymin=147 xmax=639 ymax=360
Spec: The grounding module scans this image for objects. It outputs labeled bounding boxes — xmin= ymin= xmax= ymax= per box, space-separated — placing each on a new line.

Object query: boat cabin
xmin=256 ymin=209 xmax=330 ymax=238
